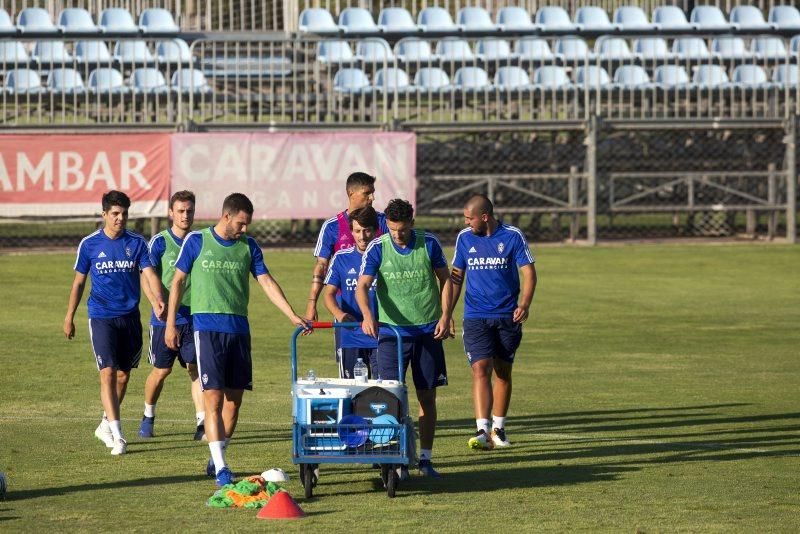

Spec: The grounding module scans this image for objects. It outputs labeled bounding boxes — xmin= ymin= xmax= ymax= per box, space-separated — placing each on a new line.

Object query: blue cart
xmin=290 ymin=322 xmax=415 ymax=498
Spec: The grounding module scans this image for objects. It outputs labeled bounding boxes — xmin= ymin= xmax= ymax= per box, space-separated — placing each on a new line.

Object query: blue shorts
xmin=462 ymin=317 xmax=522 ymax=365
xmin=149 ymin=324 xmax=196 ymax=369
xmin=377 ymin=334 xmax=447 ymax=390
xmin=337 ymin=347 xmax=378 ymax=379
xmin=88 ymin=312 xmax=143 ymax=372
xmin=195 ymin=330 xmax=252 ymax=391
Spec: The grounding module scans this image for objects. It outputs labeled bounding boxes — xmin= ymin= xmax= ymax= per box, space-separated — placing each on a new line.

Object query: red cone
xmin=257 ymin=490 xmax=305 ymax=520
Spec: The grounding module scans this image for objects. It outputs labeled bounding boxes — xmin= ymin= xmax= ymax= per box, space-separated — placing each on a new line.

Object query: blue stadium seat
xmin=613 ymin=6 xmax=654 ymax=30
xmin=772 ymin=64 xmax=799 ymax=86
xmin=633 ymin=37 xmax=673 ymax=61
xmin=372 ymin=67 xmax=414 ymax=94
xmin=5 ymin=69 xmax=45 ymax=94
xmin=417 ymin=7 xmax=459 ymax=32
xmin=317 ymin=40 xmax=355 ymax=65
xmin=595 ymin=37 xmax=634 ymax=61
xmin=394 ymin=38 xmax=435 ymax=64
xmin=535 ymin=7 xmax=575 ymax=30
xmin=494 ymin=66 xmax=533 ymax=90
xmin=453 ymin=66 xmax=491 ymax=91
xmin=333 ymin=68 xmax=370 ymax=94
xmin=613 ymin=65 xmax=653 ymax=88
xmin=157 ymin=39 xmax=192 ymax=65
xmin=475 ymin=39 xmax=514 ymax=62
xmin=751 ymin=37 xmax=787 ymax=60
xmin=0 ymin=41 xmax=29 ymax=64
xmin=515 ymin=37 xmax=555 ymax=63
xmin=88 ymin=68 xmax=128 ymax=95
xmin=414 ymin=67 xmax=452 ymax=92
xmin=436 ymin=38 xmax=475 ymax=62
xmin=652 ymin=6 xmax=692 ymax=30
xmin=555 ymin=37 xmax=594 ymax=62
xmin=139 ymin=8 xmax=179 ymax=33
xmin=574 ymin=6 xmax=614 ymax=31
xmin=17 ymin=8 xmax=59 ymax=34
xmin=114 ymin=41 xmax=156 ymax=66
xmin=690 ymin=6 xmax=730 ymax=30
xmin=496 ymin=7 xmax=535 ymax=31
xmin=58 ymin=8 xmax=100 ymax=34
xmin=99 ymin=8 xmax=139 ymax=34
xmin=339 ymin=8 xmax=379 ymax=33
xmin=457 ymin=7 xmax=494 ymax=31
xmin=298 ymin=8 xmax=338 ymax=33
xmin=672 ymin=37 xmax=712 ymax=60
xmin=75 ymin=41 xmax=113 ymax=64
xmin=791 ymin=35 xmax=800 ymax=55
xmin=171 ymin=69 xmax=212 ymax=95
xmin=32 ymin=41 xmax=73 ymax=64
xmin=0 ymin=9 xmax=16 ymax=35
xmin=377 ymin=8 xmax=416 ymax=32
xmin=711 ymin=37 xmax=752 ymax=61
xmin=729 ymin=5 xmax=772 ymax=30
xmin=575 ymin=65 xmax=611 ymax=87
xmin=131 ymin=67 xmax=169 ymax=94
xmin=692 ymin=64 xmax=729 ymax=87
xmin=355 ymin=38 xmax=394 ymax=63
xmin=532 ymin=66 xmax=572 ymax=89
xmin=654 ymin=65 xmax=690 ymax=87
xmin=769 ymin=6 xmax=800 ymax=30
xmin=47 ymin=68 xmax=86 ymax=95
xmin=729 ymin=64 xmax=770 ymax=87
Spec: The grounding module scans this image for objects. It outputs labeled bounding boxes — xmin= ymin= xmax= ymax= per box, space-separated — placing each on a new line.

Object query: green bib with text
xmin=190 ymin=228 xmax=250 ymax=316
xmin=159 ymin=230 xmax=191 ymax=309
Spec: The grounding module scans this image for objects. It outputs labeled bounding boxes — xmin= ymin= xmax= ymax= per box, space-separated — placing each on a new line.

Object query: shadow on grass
xmin=6 ymin=475 xmax=208 ymax=501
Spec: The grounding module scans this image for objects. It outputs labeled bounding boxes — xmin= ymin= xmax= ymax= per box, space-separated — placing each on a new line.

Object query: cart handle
xmin=290 ymin=322 xmax=404 ymax=385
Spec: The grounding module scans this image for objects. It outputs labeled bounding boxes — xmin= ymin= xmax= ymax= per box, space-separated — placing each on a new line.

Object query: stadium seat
xmin=17 ymin=7 xmax=59 ymax=34
xmin=535 ymin=7 xmax=575 ymax=30
xmin=75 ymin=41 xmax=113 ymax=64
xmin=574 ymin=6 xmax=614 ymax=31
xmin=457 ymin=7 xmax=494 ymax=31
xmin=333 ymin=67 xmax=370 ymax=94
xmin=131 ymin=67 xmax=169 ymax=94
xmin=58 ymin=8 xmax=100 ymax=34
xmin=690 ymin=6 xmax=730 ymax=30
xmin=394 ymin=38 xmax=435 ymax=64
xmin=0 ymin=9 xmax=16 ymax=35
xmin=652 ymin=6 xmax=692 ymax=30
xmin=496 ymin=7 xmax=536 ymax=31
xmin=372 ymin=67 xmax=414 ymax=93
xmin=729 ymin=5 xmax=772 ymax=30
xmin=338 ymin=8 xmax=379 ymax=33
xmin=729 ymin=64 xmax=770 ymax=87
xmin=317 ymin=40 xmax=355 ymax=64
xmin=532 ymin=66 xmax=572 ymax=89
xmin=613 ymin=65 xmax=653 ymax=88
xmin=139 ymin=8 xmax=179 ymax=33
xmin=171 ymin=69 xmax=212 ymax=95
xmin=672 ymin=37 xmax=712 ymax=60
xmin=355 ymin=38 xmax=394 ymax=63
xmin=414 ymin=67 xmax=452 ymax=92
xmin=494 ymin=66 xmax=533 ymax=90
xmin=88 ymin=67 xmax=128 ymax=94
xmin=417 ymin=7 xmax=459 ymax=32
xmin=436 ymin=38 xmax=475 ymax=62
xmin=751 ymin=37 xmax=787 ymax=60
xmin=633 ymin=37 xmax=673 ymax=60
xmin=711 ymin=37 xmax=751 ymax=60
xmin=515 ymin=37 xmax=556 ymax=62
xmin=47 ymin=68 xmax=86 ymax=95
xmin=156 ymin=39 xmax=192 ymax=65
xmin=575 ymin=65 xmax=611 ymax=87
xmin=5 ymin=69 xmax=45 ymax=94
xmin=453 ymin=66 xmax=491 ymax=90
xmin=114 ymin=40 xmax=156 ymax=66
xmin=768 ymin=6 xmax=800 ymax=30
xmin=0 ymin=41 xmax=29 ymax=64
xmin=554 ymin=37 xmax=594 ymax=62
xmin=32 ymin=41 xmax=73 ymax=64
xmin=791 ymin=35 xmax=800 ymax=54
xmin=595 ymin=37 xmax=634 ymax=61
xmin=475 ymin=39 xmax=515 ymax=62
xmin=298 ymin=8 xmax=338 ymax=33
xmin=613 ymin=6 xmax=654 ymax=30
xmin=99 ymin=8 xmax=139 ymax=34
xmin=377 ymin=8 xmax=416 ymax=32
xmin=654 ymin=65 xmax=690 ymax=87
xmin=692 ymin=64 xmax=729 ymax=87
xmin=772 ymin=64 xmax=799 ymax=85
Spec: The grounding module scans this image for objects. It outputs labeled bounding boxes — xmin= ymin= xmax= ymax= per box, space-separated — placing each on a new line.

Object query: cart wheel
xmin=303 ymin=465 xmax=314 ymax=498
xmin=386 ymin=465 xmax=398 ymax=498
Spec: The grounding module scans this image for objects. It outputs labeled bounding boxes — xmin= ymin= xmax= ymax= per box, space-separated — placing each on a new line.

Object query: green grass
xmin=0 ymin=244 xmax=798 ymax=532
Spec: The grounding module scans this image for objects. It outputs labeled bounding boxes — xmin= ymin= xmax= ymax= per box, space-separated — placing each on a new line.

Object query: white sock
xmin=209 ymin=441 xmax=226 ymax=473
xmin=109 ymin=420 xmax=123 ymax=441
xmin=196 ymin=411 xmax=205 ymax=426
xmin=420 ymin=449 xmax=432 ymax=461
xmin=144 ymin=404 xmax=155 ymax=418
xmin=492 ymin=415 xmax=506 ymax=430
xmin=476 ymin=418 xmax=490 ymax=433
xmin=100 ymin=414 xmax=110 ymax=430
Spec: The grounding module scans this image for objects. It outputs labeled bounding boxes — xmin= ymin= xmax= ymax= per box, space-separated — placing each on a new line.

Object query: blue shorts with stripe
xmin=88 ymin=311 xmax=143 ymax=372
xmin=195 ymin=330 xmax=252 ymax=391
xmin=462 ymin=317 xmax=522 ymax=365
xmin=149 ymin=324 xmax=196 ymax=369
xmin=377 ymin=333 xmax=447 ymax=390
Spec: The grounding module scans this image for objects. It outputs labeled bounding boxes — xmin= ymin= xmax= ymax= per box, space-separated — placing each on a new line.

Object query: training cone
xmin=257 ymin=490 xmax=305 ymax=520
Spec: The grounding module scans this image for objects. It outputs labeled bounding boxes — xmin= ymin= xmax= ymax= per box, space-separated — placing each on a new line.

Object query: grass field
xmin=0 ymin=244 xmax=798 ymax=532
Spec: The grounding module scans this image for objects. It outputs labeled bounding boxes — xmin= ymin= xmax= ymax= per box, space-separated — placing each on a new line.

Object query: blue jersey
xmin=148 ymin=228 xmax=191 ymax=327
xmin=175 ymin=227 xmax=268 ymax=335
xmin=452 ymin=222 xmax=535 ymax=319
xmin=360 ymin=230 xmax=447 ymax=336
xmin=74 ymin=229 xmax=152 ymax=319
xmin=324 ymin=247 xmax=378 ymax=349
xmin=313 ymin=211 xmax=390 ymax=260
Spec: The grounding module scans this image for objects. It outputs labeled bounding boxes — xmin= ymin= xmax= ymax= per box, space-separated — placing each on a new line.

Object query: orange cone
xmin=257 ymin=490 xmax=305 ymax=520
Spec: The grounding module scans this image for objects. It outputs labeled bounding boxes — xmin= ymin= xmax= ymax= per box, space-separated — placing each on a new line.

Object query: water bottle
xmin=353 ymin=358 xmax=368 ymax=383
xmin=306 ymin=369 xmax=316 ymax=382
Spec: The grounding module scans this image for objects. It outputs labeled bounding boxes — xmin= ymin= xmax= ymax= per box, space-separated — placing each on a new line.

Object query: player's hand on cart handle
xmin=165 ymin=324 xmax=180 ymax=350
xmin=361 ymin=317 xmax=379 ymax=338
xmin=63 ymin=317 xmax=75 ymax=339
xmin=304 ymin=301 xmax=318 ymax=323
xmin=293 ymin=315 xmax=313 ymax=335
xmin=513 ymin=304 xmax=530 ymax=323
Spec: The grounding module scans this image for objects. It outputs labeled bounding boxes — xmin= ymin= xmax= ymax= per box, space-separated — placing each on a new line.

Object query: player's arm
xmin=63 ymin=272 xmax=87 ymax=339
xmin=323 ymin=284 xmax=355 ymax=323
xmin=141 ymin=267 xmax=166 ymax=321
xmin=513 ymin=264 xmax=537 ymax=323
xmin=256 ymin=273 xmax=309 ymax=330
xmin=304 ymin=256 xmax=329 ymax=322
xmin=433 ymin=266 xmax=454 ymax=340
xmin=165 ymin=269 xmax=187 ymax=349
xmin=355 ymin=274 xmax=378 ymax=338
xmin=445 ymin=267 xmax=465 ymax=315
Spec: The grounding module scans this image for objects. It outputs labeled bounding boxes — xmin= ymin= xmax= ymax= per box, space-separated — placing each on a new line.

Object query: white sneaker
xmin=94 ymin=422 xmax=114 ymax=448
xmin=111 ymin=438 xmax=127 ymax=456
xmin=490 ymin=428 xmax=510 ymax=448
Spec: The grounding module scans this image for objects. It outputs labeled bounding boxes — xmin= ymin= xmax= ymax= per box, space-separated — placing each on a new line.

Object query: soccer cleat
xmin=490 ymin=427 xmax=511 ymax=448
xmin=417 ymin=459 xmax=441 ymax=479
xmin=215 ymin=467 xmax=234 ymax=487
xmin=94 ymin=422 xmax=114 ymax=448
xmin=111 ymin=438 xmax=127 ymax=455
xmin=193 ymin=423 xmax=206 ymax=441
xmin=468 ymin=429 xmax=494 ymax=451
xmin=205 ymin=458 xmax=215 ymax=477
xmin=138 ymin=416 xmax=155 ymax=438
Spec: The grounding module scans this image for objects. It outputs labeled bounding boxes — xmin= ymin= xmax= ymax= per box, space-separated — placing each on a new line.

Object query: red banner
xmin=0 ymin=134 xmax=170 ymax=217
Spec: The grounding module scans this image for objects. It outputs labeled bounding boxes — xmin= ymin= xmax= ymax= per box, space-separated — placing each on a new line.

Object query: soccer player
xmin=445 ymin=194 xmax=536 ymax=450
xmin=304 ymin=172 xmax=389 ymax=322
xmin=138 ymin=190 xmax=206 ymax=441
xmin=356 ymin=199 xmax=452 ymax=478
xmin=165 ymin=193 xmax=308 ymax=487
xmin=63 ymin=190 xmax=166 ymax=456
xmin=322 ymin=206 xmax=379 ymax=378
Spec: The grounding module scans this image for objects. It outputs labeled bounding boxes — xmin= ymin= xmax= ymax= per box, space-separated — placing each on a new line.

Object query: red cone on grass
xmin=257 ymin=490 xmax=305 ymax=520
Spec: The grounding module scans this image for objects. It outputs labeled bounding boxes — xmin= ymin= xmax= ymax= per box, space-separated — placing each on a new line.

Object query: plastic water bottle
xmin=306 ymin=369 xmax=316 ymax=382
xmin=353 ymin=358 xmax=368 ymax=383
